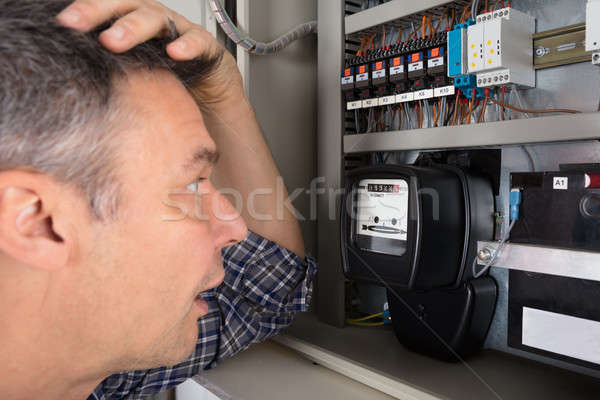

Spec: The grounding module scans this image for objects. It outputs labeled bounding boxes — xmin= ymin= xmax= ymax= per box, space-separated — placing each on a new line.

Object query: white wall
xmin=244 ymin=0 xmax=318 ymax=254
xmin=157 ymin=0 xmax=206 ymax=25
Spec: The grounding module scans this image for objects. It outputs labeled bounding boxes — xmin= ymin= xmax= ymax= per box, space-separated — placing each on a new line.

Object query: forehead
xmin=114 ymin=70 xmax=216 ymax=183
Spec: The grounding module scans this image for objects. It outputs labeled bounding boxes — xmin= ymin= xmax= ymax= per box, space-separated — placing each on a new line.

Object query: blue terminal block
xmin=448 ymin=29 xmax=464 ymax=77
xmin=447 ymin=18 xmax=475 ymax=78
xmin=452 ymin=18 xmax=475 ymax=31
xmin=453 ymin=74 xmax=484 ymax=99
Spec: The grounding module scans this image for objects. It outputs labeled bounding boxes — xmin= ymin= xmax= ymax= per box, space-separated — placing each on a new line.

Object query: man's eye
xmin=186 ymin=178 xmax=207 ymax=193
xmin=186 ymin=181 xmax=199 ymax=193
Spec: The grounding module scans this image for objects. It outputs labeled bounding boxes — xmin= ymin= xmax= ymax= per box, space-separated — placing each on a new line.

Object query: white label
xmin=356 ymin=72 xmax=369 ymax=82
xmin=390 ymin=65 xmax=405 ymax=75
xmin=356 ymin=179 xmax=409 ymax=242
xmin=414 ymin=89 xmax=434 ymax=100
xmin=553 ymin=177 xmax=569 ymax=190
xmin=372 ymin=69 xmax=386 ymax=79
xmin=346 ymin=100 xmax=362 ymax=110
xmin=362 ymin=98 xmax=377 ymax=108
xmin=408 ymin=61 xmax=424 ymax=72
xmin=434 ymin=85 xmax=455 ymax=97
xmin=427 ymin=57 xmax=445 ymax=68
xmin=378 ymin=95 xmax=396 ymax=106
xmin=341 ymin=76 xmax=354 ymax=85
xmin=522 ymin=307 xmax=600 ymax=365
xmin=396 ymin=92 xmax=414 ymax=103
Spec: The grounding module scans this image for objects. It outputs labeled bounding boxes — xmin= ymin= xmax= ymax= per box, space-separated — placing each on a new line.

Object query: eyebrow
xmin=184 ymin=146 xmax=220 ymax=170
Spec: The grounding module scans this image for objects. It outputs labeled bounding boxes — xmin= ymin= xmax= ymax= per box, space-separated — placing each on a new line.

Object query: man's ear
xmin=0 ymin=171 xmax=71 ymax=270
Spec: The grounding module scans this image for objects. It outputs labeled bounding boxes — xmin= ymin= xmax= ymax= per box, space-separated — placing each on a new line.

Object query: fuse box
xmin=342 ymin=31 xmax=455 ymax=111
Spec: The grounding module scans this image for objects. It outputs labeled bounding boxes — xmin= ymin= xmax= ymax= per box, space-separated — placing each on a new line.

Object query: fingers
xmin=98 ymin=7 xmax=171 ymax=53
xmin=167 ymin=27 xmax=221 ymax=61
xmin=56 ymin=0 xmax=142 ymax=32
xmin=56 ymin=0 xmax=219 ymax=60
xmin=57 ymin=0 xmax=197 ymax=54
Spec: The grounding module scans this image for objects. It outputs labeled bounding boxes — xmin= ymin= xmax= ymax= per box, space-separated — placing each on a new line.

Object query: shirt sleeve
xmin=89 ymin=231 xmax=317 ymax=400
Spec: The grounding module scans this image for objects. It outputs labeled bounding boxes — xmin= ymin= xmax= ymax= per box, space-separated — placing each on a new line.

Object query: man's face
xmin=73 ymin=70 xmax=248 ymax=369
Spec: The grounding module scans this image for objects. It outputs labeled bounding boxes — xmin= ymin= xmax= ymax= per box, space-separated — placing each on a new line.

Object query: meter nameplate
xmin=355 ymin=179 xmax=409 ymax=246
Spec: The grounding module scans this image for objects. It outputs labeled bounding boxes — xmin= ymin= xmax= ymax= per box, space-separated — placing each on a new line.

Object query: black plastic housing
xmin=510 ymin=171 xmax=600 ymax=251
xmin=371 ymin=60 xmax=388 ymax=87
xmin=341 ymin=165 xmax=494 ymax=290
xmin=407 ymin=51 xmax=427 ymax=80
xmin=389 ymin=56 xmax=407 ymax=83
xmin=387 ymin=277 xmax=498 ymax=361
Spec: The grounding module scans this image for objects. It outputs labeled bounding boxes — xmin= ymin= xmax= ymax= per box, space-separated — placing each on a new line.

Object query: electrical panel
xmin=341 ymin=2 xmax=544 ymax=139
xmin=303 ymin=1 xmax=600 ymax=394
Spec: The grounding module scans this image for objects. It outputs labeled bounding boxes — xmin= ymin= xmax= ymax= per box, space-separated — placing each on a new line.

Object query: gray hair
xmin=0 ymin=0 xmax=223 ymax=218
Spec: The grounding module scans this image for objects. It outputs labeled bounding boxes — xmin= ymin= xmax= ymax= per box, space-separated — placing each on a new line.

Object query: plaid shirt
xmin=88 ymin=231 xmax=316 ymax=400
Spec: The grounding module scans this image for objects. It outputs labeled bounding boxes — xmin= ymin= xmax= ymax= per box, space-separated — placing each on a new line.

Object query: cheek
xmin=101 ymin=195 xmax=218 ymax=331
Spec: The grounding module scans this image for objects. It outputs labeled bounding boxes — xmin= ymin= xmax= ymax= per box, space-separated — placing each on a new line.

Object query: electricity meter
xmin=341 ymin=164 xmax=495 ymax=290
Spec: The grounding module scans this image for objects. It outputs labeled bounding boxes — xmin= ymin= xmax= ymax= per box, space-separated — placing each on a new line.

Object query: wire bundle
xmin=208 ymin=0 xmax=317 ymax=55
xmin=346 ymin=312 xmax=386 ymax=327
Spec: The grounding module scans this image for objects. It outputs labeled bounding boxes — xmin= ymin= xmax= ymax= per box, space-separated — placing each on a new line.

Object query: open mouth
xmin=194 ymin=294 xmax=209 ymax=315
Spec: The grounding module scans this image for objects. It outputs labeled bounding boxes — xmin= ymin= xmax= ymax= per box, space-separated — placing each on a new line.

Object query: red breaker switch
xmin=585 ymin=174 xmax=600 ymax=189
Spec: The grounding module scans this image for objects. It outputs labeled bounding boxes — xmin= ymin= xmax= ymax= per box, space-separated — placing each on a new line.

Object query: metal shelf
xmin=345 ymin=0 xmax=456 ymax=35
xmin=344 ymin=112 xmax=600 ymax=153
xmin=278 ymin=312 xmax=600 ymax=400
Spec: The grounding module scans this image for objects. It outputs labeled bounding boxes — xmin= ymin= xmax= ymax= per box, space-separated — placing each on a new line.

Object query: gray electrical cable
xmin=405 ymin=106 xmax=413 ymax=129
xmin=208 ymin=0 xmax=317 ymax=55
xmin=471 ymin=0 xmax=481 ymax=20
xmin=511 ymin=85 xmax=531 ymax=119
xmin=472 ymin=219 xmax=516 ymax=278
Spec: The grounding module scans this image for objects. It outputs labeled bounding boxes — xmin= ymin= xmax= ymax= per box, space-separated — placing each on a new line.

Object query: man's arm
xmin=191 ymin=53 xmax=306 ymax=258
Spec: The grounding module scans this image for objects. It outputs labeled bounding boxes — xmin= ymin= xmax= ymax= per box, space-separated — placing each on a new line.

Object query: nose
xmin=210 ymin=187 xmax=248 ymax=249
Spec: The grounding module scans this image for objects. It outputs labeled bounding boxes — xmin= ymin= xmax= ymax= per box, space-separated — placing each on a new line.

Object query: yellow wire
xmin=345 ymin=320 xmax=385 ymax=327
xmin=345 ymin=312 xmax=383 ymax=322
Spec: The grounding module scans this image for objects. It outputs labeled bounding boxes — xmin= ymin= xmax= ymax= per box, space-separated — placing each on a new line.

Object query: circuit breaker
xmin=586 ymin=0 xmax=600 ymax=52
xmin=467 ymin=8 xmax=535 ymax=88
xmin=587 ymin=0 xmax=600 ymax=64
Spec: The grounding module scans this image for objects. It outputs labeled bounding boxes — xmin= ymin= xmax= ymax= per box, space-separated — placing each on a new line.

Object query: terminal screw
xmin=535 ymin=46 xmax=549 ymax=58
xmin=477 ymin=247 xmax=494 ymax=263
